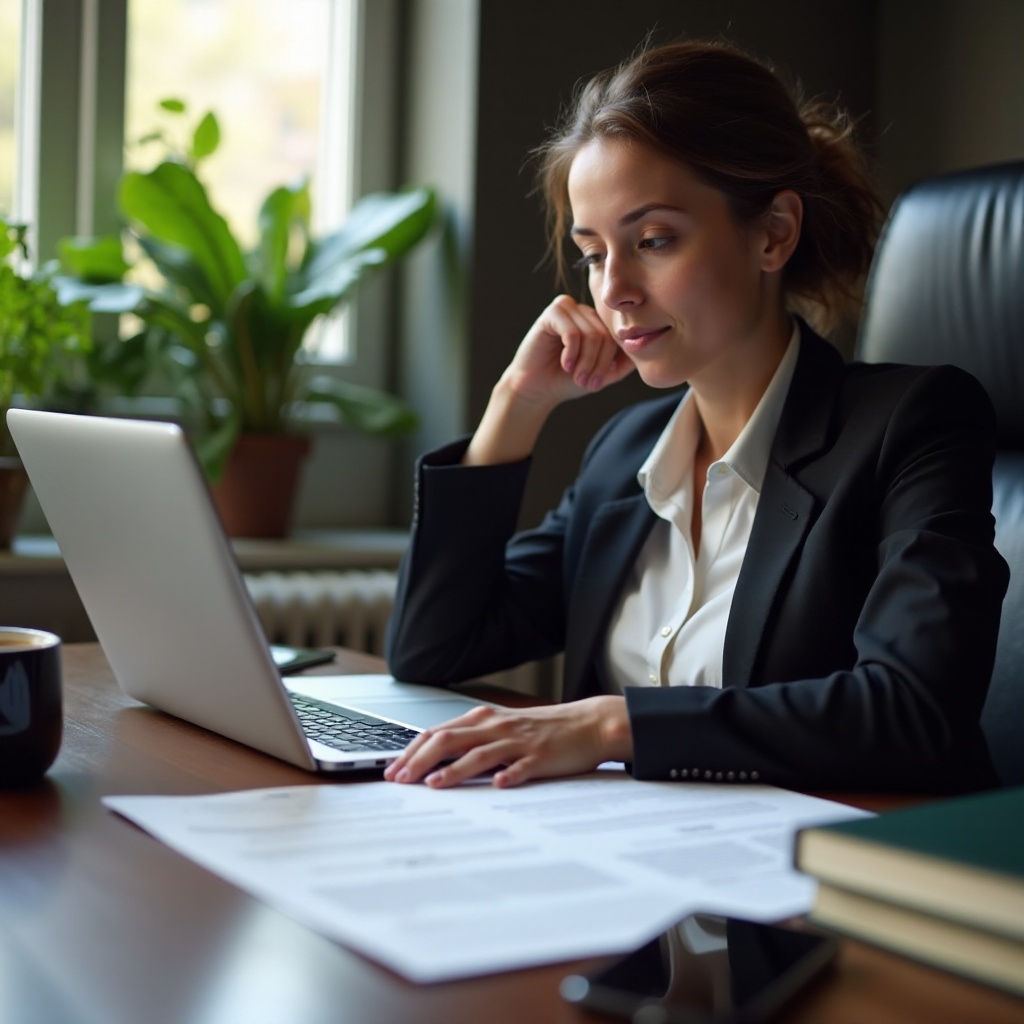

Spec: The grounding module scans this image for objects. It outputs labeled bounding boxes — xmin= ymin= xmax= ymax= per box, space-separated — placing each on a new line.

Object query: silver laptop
xmin=7 ymin=408 xmax=491 ymax=773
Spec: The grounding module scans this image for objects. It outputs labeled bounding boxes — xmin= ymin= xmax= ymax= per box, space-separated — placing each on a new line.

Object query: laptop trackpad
xmin=346 ymin=698 xmax=483 ymax=730
xmin=284 ymin=674 xmax=493 ymax=730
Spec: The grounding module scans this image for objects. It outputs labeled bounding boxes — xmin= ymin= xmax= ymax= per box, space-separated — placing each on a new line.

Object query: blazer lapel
xmin=723 ymin=327 xmax=844 ymax=687
xmin=563 ymin=493 xmax=655 ymax=701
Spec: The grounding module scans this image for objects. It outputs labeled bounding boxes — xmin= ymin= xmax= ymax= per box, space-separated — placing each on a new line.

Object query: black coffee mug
xmin=0 ymin=628 xmax=63 ymax=787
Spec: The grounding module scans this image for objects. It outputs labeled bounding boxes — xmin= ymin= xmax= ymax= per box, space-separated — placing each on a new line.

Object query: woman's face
xmin=567 ymin=137 xmax=786 ymax=392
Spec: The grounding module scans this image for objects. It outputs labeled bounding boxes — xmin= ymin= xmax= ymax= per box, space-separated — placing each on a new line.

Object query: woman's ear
xmin=760 ymin=190 xmax=802 ymax=272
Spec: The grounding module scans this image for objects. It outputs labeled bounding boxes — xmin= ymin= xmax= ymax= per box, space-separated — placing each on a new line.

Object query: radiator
xmin=244 ymin=570 xmax=398 ymax=656
xmin=244 ymin=569 xmax=556 ymax=697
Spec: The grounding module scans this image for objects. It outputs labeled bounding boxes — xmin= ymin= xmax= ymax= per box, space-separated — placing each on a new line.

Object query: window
xmin=11 ymin=0 xmax=406 ymax=527
xmin=124 ymin=0 xmax=356 ymax=359
xmin=0 ymin=1 xmax=22 ymax=216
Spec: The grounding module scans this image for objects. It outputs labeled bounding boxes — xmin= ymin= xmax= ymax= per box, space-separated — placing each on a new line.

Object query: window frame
xmin=15 ymin=0 xmax=407 ymax=526
xmin=18 ymin=0 xmax=401 ymax=387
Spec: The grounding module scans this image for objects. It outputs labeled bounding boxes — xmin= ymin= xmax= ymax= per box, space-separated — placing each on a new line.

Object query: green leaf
xmin=119 ymin=161 xmax=247 ymax=307
xmin=223 ymin=282 xmax=277 ymax=425
xmin=292 ymin=188 xmax=435 ymax=312
xmin=136 ymin=234 xmax=222 ymax=312
xmin=195 ymin=414 xmax=241 ymax=482
xmin=0 ymin=219 xmax=29 ymax=261
xmin=0 ymin=239 xmax=92 ymax=435
xmin=137 ymin=293 xmax=212 ymax=355
xmin=53 ymin=277 xmax=145 ymax=314
xmin=191 ymin=112 xmax=221 ymax=161
xmin=253 ymin=179 xmax=311 ymax=301
xmin=159 ymin=98 xmax=187 ymax=114
xmin=302 ymin=188 xmax=435 ymax=277
xmin=86 ymin=330 xmax=153 ymax=394
xmin=57 ymin=235 xmax=131 ymax=282
xmin=302 ymin=376 xmax=419 ymax=436
xmin=286 ymin=248 xmax=386 ymax=314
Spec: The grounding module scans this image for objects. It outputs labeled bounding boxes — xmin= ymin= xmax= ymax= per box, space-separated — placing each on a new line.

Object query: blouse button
xmin=648 ymin=673 xmax=658 ymax=685
xmin=660 ymin=626 xmax=672 ymax=637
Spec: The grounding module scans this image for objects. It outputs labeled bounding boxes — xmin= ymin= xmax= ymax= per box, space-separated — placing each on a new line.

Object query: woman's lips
xmin=617 ymin=326 xmax=669 ymax=354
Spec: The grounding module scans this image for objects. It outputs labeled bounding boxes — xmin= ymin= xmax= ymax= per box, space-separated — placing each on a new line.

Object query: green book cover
xmin=815 ymin=786 xmax=1023 ymax=879
xmin=797 ymin=786 xmax=1024 ymax=941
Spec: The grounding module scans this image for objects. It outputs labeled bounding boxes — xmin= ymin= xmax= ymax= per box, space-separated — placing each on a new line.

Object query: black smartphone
xmin=269 ymin=645 xmax=337 ymax=674
xmin=560 ymin=914 xmax=837 ymax=1024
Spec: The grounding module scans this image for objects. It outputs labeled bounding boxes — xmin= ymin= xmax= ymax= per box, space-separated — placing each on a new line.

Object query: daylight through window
xmin=125 ymin=0 xmax=355 ymax=360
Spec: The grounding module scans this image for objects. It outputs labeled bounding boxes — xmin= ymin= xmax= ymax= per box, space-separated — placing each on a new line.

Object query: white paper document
xmin=104 ymin=773 xmax=866 ymax=982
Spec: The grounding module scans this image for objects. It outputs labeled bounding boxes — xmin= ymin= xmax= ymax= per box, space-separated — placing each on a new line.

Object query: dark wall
xmin=876 ymin=0 xmax=1024 ymax=202
xmin=465 ymin=1 xmax=879 ymax=526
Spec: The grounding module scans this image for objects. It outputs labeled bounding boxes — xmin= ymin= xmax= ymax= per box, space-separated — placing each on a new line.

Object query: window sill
xmin=1 ymin=529 xmax=409 ymax=576
xmin=0 ymin=529 xmax=409 ymax=643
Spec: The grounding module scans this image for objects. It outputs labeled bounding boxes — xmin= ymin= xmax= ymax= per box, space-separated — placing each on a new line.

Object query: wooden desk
xmin=2 ymin=644 xmax=1021 ymax=1024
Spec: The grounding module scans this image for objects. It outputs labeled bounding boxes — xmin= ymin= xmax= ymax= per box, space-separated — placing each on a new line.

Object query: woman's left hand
xmin=383 ymin=696 xmax=634 ymax=789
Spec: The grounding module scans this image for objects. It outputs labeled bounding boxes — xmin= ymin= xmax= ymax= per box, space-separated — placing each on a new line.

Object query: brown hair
xmin=536 ymin=40 xmax=884 ymax=333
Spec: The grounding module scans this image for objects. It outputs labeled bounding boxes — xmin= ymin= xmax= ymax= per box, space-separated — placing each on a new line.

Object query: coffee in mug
xmin=0 ymin=628 xmax=62 ymax=787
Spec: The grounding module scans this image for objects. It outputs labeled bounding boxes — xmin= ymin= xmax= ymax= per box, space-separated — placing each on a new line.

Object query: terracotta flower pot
xmin=209 ymin=434 xmax=312 ymax=539
xmin=0 ymin=457 xmax=29 ymax=550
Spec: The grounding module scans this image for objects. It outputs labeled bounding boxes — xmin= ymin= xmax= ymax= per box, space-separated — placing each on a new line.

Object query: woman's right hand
xmin=463 ymin=295 xmax=634 ymax=466
xmin=501 ymin=294 xmax=634 ymax=409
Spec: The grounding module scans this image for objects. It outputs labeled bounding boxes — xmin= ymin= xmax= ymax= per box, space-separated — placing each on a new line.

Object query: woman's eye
xmin=573 ymin=251 xmax=605 ymax=270
xmin=639 ymin=235 xmax=673 ymax=252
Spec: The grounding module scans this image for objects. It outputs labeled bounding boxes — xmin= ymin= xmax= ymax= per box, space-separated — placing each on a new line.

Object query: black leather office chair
xmin=856 ymin=161 xmax=1024 ymax=787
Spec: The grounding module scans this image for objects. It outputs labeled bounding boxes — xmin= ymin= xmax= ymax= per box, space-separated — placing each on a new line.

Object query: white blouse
xmin=604 ymin=325 xmax=800 ymax=692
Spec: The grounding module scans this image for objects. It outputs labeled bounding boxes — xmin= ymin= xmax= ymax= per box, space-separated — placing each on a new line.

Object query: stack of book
xmin=794 ymin=786 xmax=1024 ymax=997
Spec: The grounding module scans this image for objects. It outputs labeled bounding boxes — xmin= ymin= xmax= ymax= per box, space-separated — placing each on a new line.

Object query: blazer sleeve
xmin=384 ymin=440 xmax=569 ymax=683
xmin=626 ymin=365 xmax=1009 ymax=793
xmin=385 ymin=403 xmax=656 ymax=684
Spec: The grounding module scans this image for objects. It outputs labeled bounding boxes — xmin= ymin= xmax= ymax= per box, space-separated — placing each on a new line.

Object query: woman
xmin=383 ymin=40 xmax=1008 ymax=793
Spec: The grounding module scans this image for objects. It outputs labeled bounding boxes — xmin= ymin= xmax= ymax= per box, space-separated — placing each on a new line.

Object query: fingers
xmin=545 ymin=296 xmax=619 ymax=392
xmin=382 ymin=697 xmax=631 ymax=790
xmin=512 ymin=295 xmax=627 ymax=403
xmin=383 ymin=706 xmax=535 ymax=788
xmin=423 ymin=739 xmax=522 ymax=789
xmin=429 ymin=746 xmax=540 ymax=789
xmin=383 ymin=706 xmax=503 ymax=785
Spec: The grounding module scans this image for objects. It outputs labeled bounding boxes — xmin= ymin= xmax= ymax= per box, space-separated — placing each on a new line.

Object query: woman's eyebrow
xmin=570 ymin=203 xmax=685 ymax=236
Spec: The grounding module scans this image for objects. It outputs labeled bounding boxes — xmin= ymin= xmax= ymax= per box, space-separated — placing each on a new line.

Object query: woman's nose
xmin=600 ymin=255 xmax=643 ymax=309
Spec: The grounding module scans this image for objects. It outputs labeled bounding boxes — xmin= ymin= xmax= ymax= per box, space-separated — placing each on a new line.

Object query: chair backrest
xmin=857 ymin=161 xmax=1024 ymax=786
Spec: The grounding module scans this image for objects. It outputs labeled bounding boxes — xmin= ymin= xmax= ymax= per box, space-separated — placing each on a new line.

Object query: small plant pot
xmin=0 ymin=457 xmax=29 ymax=550
xmin=209 ymin=433 xmax=312 ymax=539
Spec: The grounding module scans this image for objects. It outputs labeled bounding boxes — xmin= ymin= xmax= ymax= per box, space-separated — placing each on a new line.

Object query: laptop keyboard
xmin=289 ymin=694 xmax=419 ymax=754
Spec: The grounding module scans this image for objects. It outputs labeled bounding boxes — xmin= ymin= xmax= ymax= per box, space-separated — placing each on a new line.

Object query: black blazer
xmin=386 ymin=326 xmax=1009 ymax=792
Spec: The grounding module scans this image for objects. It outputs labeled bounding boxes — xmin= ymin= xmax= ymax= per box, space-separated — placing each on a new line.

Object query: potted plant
xmin=0 ymin=218 xmax=91 ymax=548
xmin=56 ymin=101 xmax=435 ymax=537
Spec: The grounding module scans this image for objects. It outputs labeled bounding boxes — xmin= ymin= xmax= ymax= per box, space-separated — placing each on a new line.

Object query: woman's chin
xmin=634 ymin=363 xmax=688 ymax=390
